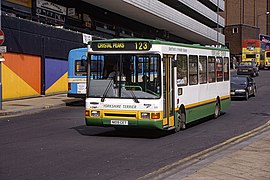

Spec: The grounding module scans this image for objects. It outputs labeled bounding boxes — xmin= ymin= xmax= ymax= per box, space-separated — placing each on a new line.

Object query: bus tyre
xmin=213 ymin=102 xmax=220 ymax=119
xmin=176 ymin=110 xmax=186 ymax=132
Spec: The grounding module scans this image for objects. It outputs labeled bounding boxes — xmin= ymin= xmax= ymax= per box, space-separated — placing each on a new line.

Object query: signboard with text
xmin=36 ymin=0 xmax=66 ymax=23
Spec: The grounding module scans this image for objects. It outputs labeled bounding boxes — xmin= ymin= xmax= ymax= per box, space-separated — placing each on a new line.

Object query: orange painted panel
xmin=3 ymin=53 xmax=41 ymax=94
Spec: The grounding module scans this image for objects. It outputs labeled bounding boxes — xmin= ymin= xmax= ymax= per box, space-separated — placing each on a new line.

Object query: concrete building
xmin=0 ymin=0 xmax=224 ymax=100
xmin=221 ymin=0 xmax=270 ymax=61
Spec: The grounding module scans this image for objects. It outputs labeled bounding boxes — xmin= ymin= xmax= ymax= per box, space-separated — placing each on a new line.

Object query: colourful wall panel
xmin=45 ymin=58 xmax=68 ymax=94
xmin=2 ymin=53 xmax=41 ymax=100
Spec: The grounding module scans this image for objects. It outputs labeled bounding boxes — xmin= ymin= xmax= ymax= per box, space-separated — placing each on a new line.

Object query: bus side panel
xmin=220 ymin=97 xmax=230 ymax=111
xmin=184 ymin=97 xmax=230 ymax=124
xmin=185 ymin=101 xmax=216 ymax=124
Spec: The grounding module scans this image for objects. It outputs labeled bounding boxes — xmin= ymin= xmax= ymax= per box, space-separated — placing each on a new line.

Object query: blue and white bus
xmin=68 ymin=47 xmax=105 ymax=98
xmin=67 ymin=48 xmax=88 ymax=98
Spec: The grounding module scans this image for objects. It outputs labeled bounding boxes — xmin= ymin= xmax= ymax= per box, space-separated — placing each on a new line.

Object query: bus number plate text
xmin=111 ymin=120 xmax=128 ymax=125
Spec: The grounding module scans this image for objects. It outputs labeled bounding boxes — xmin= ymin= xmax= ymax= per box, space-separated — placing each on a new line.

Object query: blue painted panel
xmin=45 ymin=58 xmax=68 ymax=90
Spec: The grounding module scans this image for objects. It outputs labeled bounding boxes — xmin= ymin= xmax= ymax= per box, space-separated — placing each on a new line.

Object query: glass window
xmin=199 ymin=56 xmax=207 ymax=84
xmin=176 ymin=55 xmax=188 ymax=86
xmin=224 ymin=57 xmax=229 ymax=81
xmin=189 ymin=55 xmax=198 ymax=85
xmin=216 ymin=57 xmax=223 ymax=82
xmin=208 ymin=56 xmax=216 ymax=83
xmin=75 ymin=60 xmax=87 ymax=76
xmin=89 ymin=55 xmax=104 ymax=78
xmin=88 ymin=54 xmax=161 ymax=99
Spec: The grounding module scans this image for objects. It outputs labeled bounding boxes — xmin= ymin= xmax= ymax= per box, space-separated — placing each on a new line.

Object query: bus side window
xmin=189 ymin=55 xmax=198 ymax=85
xmin=176 ymin=54 xmax=188 ymax=86
xmin=216 ymin=57 xmax=223 ymax=82
xmin=224 ymin=57 xmax=229 ymax=81
xmin=199 ymin=56 xmax=207 ymax=84
xmin=208 ymin=56 xmax=216 ymax=83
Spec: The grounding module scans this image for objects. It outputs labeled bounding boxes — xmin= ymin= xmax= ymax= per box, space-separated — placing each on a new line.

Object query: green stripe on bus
xmin=184 ymin=98 xmax=230 ymax=124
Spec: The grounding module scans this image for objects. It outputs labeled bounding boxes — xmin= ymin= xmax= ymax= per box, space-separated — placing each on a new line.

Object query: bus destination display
xmin=91 ymin=41 xmax=151 ymax=51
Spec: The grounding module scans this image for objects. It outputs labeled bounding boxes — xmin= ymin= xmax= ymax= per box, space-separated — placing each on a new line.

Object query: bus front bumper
xmin=85 ymin=117 xmax=164 ymax=130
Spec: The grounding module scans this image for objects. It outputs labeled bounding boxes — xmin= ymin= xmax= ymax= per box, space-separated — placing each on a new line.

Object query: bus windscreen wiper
xmin=130 ymin=89 xmax=139 ymax=103
xmin=101 ymin=79 xmax=114 ymax=102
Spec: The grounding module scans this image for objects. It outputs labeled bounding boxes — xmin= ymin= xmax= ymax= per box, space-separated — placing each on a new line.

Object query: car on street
xmin=237 ymin=61 xmax=259 ymax=77
xmin=230 ymin=75 xmax=257 ymax=100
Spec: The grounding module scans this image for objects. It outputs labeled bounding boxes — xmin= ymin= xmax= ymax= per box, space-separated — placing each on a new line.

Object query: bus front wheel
xmin=176 ymin=110 xmax=186 ymax=132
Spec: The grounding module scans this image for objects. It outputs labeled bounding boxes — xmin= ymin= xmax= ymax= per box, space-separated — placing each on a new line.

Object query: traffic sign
xmin=0 ymin=30 xmax=4 ymax=46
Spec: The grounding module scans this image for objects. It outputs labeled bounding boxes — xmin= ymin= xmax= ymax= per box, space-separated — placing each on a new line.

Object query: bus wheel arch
xmin=213 ymin=97 xmax=221 ymax=119
xmin=175 ymin=105 xmax=186 ymax=132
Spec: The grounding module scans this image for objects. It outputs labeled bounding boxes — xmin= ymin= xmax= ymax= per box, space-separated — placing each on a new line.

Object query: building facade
xmin=221 ymin=0 xmax=270 ymax=61
xmin=1 ymin=0 xmax=224 ymax=100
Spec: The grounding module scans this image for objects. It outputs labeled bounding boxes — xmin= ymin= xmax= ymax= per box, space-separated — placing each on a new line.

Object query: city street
xmin=1 ymin=71 xmax=270 ymax=180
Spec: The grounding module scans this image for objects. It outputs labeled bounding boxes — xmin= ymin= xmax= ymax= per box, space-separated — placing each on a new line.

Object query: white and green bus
xmin=85 ymin=39 xmax=230 ymax=132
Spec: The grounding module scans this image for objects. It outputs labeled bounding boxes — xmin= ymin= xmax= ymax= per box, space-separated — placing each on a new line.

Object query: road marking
xmin=138 ymin=120 xmax=270 ymax=180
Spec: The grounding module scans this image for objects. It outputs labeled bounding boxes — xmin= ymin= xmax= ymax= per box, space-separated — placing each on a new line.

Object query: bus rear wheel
xmin=213 ymin=101 xmax=220 ymax=119
xmin=176 ymin=110 xmax=186 ymax=132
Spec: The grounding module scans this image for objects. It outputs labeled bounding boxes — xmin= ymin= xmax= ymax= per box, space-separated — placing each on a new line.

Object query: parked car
xmin=230 ymin=75 xmax=257 ymax=100
xmin=237 ymin=61 xmax=259 ymax=77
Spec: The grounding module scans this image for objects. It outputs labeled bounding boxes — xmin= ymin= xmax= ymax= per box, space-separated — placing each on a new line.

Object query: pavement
xmin=0 ymin=93 xmax=80 ymax=117
xmin=0 ymin=93 xmax=270 ymax=179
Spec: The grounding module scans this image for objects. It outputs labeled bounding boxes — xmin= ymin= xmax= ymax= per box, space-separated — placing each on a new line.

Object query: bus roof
xmin=69 ymin=47 xmax=87 ymax=53
xmin=88 ymin=38 xmax=229 ymax=52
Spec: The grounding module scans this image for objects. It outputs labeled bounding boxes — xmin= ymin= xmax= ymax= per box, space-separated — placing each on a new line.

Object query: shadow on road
xmin=71 ymin=113 xmax=226 ymax=139
xmin=65 ymin=99 xmax=85 ymax=106
xmin=71 ymin=125 xmax=172 ymax=139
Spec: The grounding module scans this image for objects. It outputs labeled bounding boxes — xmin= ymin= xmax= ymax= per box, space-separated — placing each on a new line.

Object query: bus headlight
xmin=151 ymin=112 xmax=160 ymax=119
xmin=91 ymin=110 xmax=100 ymax=117
xmin=141 ymin=112 xmax=150 ymax=119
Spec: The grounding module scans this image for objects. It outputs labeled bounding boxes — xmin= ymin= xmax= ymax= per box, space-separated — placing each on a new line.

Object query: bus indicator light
xmin=85 ymin=110 xmax=90 ymax=117
xmin=151 ymin=113 xmax=160 ymax=119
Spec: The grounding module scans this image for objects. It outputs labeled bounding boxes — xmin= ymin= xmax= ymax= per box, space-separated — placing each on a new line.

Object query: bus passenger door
xmin=163 ymin=54 xmax=175 ymax=128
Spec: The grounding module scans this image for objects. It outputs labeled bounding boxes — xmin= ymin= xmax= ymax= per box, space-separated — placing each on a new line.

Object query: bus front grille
xmin=104 ymin=113 xmax=136 ymax=118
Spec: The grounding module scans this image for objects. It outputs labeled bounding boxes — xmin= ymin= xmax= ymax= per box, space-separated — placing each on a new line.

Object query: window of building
xmin=233 ymin=27 xmax=238 ymax=34
xmin=189 ymin=55 xmax=198 ymax=85
xmin=177 ymin=55 xmax=188 ymax=86
xmin=75 ymin=60 xmax=87 ymax=76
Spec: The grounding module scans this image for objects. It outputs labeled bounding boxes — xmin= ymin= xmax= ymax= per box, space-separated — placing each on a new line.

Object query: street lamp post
xmin=256 ymin=11 xmax=270 ymax=37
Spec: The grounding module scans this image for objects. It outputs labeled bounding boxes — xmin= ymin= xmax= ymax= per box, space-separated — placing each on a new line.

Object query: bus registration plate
xmin=111 ymin=120 xmax=128 ymax=125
